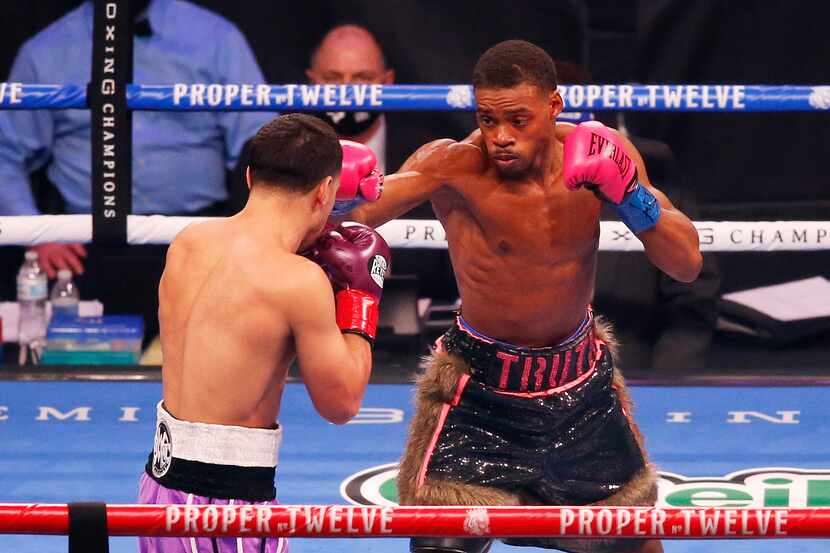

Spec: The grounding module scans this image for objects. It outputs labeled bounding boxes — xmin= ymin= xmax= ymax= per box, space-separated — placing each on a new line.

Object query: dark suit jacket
xmin=593 ymin=136 xmax=721 ymax=371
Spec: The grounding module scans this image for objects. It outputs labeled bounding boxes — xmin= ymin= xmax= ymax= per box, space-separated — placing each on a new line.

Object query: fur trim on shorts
xmin=594 ymin=314 xmax=650 ymax=462
xmin=397 ymin=316 xmax=658 ymax=515
xmin=397 ymin=350 xmax=480 ymax=504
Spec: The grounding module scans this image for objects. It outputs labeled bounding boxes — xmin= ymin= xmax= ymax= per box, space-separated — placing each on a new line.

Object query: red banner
xmin=1 ymin=504 xmax=829 ymax=539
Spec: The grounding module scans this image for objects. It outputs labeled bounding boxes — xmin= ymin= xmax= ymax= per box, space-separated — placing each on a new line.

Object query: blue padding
xmin=0 ymin=381 xmax=828 ymax=552
xmin=330 ymin=198 xmax=364 ymax=217
xmin=3 ymin=83 xmax=830 ymax=112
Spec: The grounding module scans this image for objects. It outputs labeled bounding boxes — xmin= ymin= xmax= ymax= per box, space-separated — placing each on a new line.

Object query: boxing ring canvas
xmin=0 ymin=380 xmax=827 ymax=552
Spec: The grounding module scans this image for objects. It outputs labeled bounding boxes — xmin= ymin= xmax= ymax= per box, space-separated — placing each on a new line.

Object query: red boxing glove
xmin=331 ymin=140 xmax=384 ymax=216
xmin=563 ymin=121 xmax=637 ymax=204
xmin=304 ymin=222 xmax=391 ymax=343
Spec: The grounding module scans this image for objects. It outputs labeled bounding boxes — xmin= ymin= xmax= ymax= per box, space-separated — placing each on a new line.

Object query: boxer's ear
xmin=313 ymin=175 xmax=335 ymax=208
xmin=549 ymin=90 xmax=563 ymax=121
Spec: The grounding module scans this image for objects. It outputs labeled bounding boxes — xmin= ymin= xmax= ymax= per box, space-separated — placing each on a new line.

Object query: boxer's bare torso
xmin=158 ymin=218 xmax=304 ymax=428
xmin=354 ymin=123 xmax=602 ymax=347
xmin=431 ymin=126 xmax=600 ymax=346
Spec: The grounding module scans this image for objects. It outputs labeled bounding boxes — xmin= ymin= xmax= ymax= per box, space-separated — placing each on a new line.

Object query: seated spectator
xmin=306 ymin=24 xmax=394 ymax=171
xmin=0 ymin=0 xmax=274 ymax=342
xmin=306 ymin=23 xmax=447 ymax=174
xmin=307 ymin=23 xmax=457 ymax=306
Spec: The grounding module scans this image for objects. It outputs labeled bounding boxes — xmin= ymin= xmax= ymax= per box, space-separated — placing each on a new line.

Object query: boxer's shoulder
xmin=404 ymin=135 xmax=487 ymax=180
xmin=254 ymin=252 xmax=332 ymax=309
xmin=174 ymin=218 xmax=225 ymax=242
xmin=292 ymin=252 xmax=330 ymax=281
xmin=555 ymin=121 xmax=578 ymax=142
xmin=270 ymin=251 xmax=329 ymax=285
xmin=167 ymin=219 xmax=227 ymax=260
xmin=276 ymin=255 xmax=338 ymax=319
xmin=407 ymin=133 xmax=487 ymax=166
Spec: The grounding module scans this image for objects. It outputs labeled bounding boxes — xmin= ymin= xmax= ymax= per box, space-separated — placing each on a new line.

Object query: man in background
xmin=0 ymin=0 xmax=274 ymax=342
xmin=307 ymin=24 xmax=394 ymax=171
xmin=307 ymin=23 xmax=456 ymax=308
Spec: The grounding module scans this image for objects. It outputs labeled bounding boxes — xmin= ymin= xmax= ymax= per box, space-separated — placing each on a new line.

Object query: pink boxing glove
xmin=563 ymin=121 xmax=661 ymax=233
xmin=563 ymin=121 xmax=637 ymax=204
xmin=332 ymin=140 xmax=384 ymax=216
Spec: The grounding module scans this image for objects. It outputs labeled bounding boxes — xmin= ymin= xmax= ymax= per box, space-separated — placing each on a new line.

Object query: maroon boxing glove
xmin=304 ymin=222 xmax=391 ymax=343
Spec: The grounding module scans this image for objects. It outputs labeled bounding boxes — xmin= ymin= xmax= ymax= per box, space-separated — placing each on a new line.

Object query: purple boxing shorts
xmin=138 ymin=401 xmax=286 ymax=553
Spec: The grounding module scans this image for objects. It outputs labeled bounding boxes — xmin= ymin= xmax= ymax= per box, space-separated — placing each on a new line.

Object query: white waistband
xmin=155 ymin=401 xmax=281 ymax=468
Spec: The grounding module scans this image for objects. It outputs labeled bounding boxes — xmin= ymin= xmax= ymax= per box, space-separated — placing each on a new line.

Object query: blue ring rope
xmin=1 ymin=83 xmax=830 ymax=112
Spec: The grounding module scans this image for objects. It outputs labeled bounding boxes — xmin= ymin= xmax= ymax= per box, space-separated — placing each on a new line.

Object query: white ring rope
xmin=0 ymin=216 xmax=828 ymax=252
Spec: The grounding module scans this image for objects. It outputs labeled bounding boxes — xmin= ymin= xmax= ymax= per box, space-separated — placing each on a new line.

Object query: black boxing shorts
xmin=417 ymin=310 xmax=649 ymax=507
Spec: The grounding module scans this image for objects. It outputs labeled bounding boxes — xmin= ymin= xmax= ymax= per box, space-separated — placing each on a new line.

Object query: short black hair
xmin=472 ymin=40 xmax=558 ymax=92
xmin=248 ymin=113 xmax=342 ymax=193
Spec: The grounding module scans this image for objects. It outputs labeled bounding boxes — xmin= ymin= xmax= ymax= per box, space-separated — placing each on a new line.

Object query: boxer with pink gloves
xmin=336 ymin=40 xmax=702 ymax=553
xmin=564 ymin=120 xmax=661 ymax=234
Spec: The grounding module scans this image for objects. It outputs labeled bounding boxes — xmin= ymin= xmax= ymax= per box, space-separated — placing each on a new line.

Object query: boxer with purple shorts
xmin=138 ymin=113 xmax=389 ymax=553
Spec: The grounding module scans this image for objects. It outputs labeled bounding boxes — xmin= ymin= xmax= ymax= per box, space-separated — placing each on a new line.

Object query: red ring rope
xmin=1 ymin=504 xmax=829 ymax=539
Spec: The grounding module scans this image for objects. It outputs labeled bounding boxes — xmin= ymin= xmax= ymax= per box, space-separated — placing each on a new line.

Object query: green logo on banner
xmin=341 ymin=465 xmax=830 ymax=508
xmin=340 ymin=463 xmax=399 ymax=506
xmin=659 ymin=468 xmax=830 ymax=508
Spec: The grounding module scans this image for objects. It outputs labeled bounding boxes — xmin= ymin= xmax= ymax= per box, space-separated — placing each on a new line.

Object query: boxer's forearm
xmin=351 ymin=171 xmax=439 ymax=228
xmin=340 ymin=333 xmax=373 ymax=415
xmin=344 ymin=333 xmax=372 ymax=379
xmin=308 ymin=335 xmax=371 ymax=425
xmin=638 ymin=209 xmax=703 ymax=282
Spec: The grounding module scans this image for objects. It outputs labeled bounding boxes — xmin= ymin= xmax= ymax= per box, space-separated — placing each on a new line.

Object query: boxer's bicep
xmin=350 ymin=139 xmax=462 ymax=227
xmin=289 ymin=269 xmax=367 ymax=424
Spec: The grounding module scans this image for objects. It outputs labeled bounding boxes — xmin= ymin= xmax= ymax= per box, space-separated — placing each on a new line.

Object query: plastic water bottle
xmin=50 ymin=269 xmax=80 ymax=319
xmin=17 ymin=251 xmax=48 ymax=364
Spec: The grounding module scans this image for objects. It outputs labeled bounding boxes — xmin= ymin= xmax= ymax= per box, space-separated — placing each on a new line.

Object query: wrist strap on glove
xmin=331 ymin=197 xmax=363 ymax=217
xmin=612 ymin=183 xmax=662 ymax=234
xmin=335 ymin=289 xmax=380 ymax=344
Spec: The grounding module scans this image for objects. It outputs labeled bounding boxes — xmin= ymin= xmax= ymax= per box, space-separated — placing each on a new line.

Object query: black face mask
xmin=131 ymin=0 xmax=151 ymax=20
xmin=314 ymin=110 xmax=380 ymax=138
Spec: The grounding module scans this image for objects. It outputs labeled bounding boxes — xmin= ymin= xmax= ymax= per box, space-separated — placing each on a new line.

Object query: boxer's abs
xmin=454 ymin=254 xmax=596 ymax=347
xmin=442 ymin=199 xmax=599 ymax=347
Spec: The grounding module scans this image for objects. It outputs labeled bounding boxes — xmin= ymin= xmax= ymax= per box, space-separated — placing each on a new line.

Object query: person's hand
xmin=563 ymin=121 xmax=638 ymax=204
xmin=30 ymin=243 xmax=86 ymax=278
xmin=331 ymin=140 xmax=384 ymax=216
xmin=304 ymin=222 xmax=390 ymax=343
xmin=563 ymin=121 xmax=661 ymax=234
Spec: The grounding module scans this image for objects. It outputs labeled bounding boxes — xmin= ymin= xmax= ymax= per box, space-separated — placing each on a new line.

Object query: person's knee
xmin=410 ymin=537 xmax=492 ymax=553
